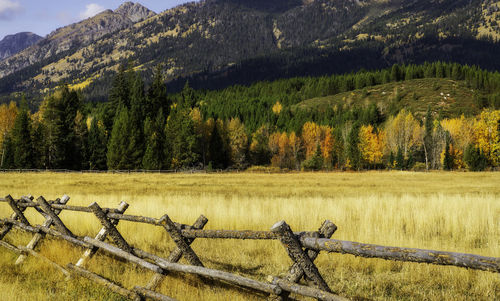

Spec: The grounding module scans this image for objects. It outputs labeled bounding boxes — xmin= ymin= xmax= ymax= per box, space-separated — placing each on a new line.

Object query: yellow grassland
xmin=0 ymin=172 xmax=498 ymax=300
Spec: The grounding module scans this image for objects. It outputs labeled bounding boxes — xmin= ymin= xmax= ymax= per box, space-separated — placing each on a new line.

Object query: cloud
xmin=79 ymin=3 xmax=105 ymax=20
xmin=0 ymin=0 xmax=23 ymax=20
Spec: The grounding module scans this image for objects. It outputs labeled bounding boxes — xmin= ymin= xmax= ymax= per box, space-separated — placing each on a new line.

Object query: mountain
xmin=1 ymin=0 xmax=500 ymax=103
xmin=0 ymin=32 xmax=42 ymax=60
xmin=0 ymin=2 xmax=155 ymax=78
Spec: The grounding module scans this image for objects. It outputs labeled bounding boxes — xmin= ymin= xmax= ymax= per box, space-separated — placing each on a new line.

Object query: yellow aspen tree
xmin=278 ymin=132 xmax=292 ymax=168
xmin=384 ymin=109 xmax=421 ymax=158
xmin=268 ymin=132 xmax=281 ymax=167
xmin=473 ymin=109 xmax=500 ymax=166
xmin=301 ymin=121 xmax=321 ymax=159
xmin=441 ymin=115 xmax=474 ymax=168
xmin=272 ymin=101 xmax=283 ymax=115
xmin=227 ymin=118 xmax=248 ymax=167
xmin=359 ymin=124 xmax=384 ymax=166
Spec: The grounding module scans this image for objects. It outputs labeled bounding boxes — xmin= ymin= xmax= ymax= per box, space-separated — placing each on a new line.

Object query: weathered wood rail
xmin=0 ymin=195 xmax=498 ymax=301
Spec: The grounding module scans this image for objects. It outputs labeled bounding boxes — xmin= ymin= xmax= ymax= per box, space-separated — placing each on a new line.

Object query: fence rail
xmin=0 ymin=195 xmax=498 ymax=301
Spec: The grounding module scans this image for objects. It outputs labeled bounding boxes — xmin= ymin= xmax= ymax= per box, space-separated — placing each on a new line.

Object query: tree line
xmin=0 ymin=62 xmax=499 ymax=171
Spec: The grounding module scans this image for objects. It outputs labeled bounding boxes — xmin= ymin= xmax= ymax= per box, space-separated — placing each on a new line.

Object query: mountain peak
xmin=0 ymin=32 xmax=42 ymax=60
xmin=115 ymin=2 xmax=156 ymax=23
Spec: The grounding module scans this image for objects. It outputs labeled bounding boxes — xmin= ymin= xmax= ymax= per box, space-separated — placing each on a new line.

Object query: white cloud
xmin=79 ymin=3 xmax=105 ymax=20
xmin=0 ymin=0 xmax=23 ymax=20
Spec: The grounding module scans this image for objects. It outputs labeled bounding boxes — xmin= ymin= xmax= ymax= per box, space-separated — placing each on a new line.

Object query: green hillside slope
xmin=294 ymin=78 xmax=478 ymax=119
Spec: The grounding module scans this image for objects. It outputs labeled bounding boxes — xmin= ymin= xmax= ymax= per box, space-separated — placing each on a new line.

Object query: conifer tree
xmin=142 ymin=110 xmax=166 ymax=170
xmin=88 ymin=118 xmax=107 ymax=170
xmin=107 ymin=107 xmax=130 ymax=170
xmin=11 ymin=102 xmax=33 ymax=168
xmin=128 ymin=73 xmax=146 ymax=168
xmin=147 ymin=65 xmax=169 ymax=119
xmin=0 ymin=134 xmax=14 ymax=169
xmin=165 ymin=106 xmax=200 ymax=169
xmin=207 ymin=119 xmax=229 ymax=169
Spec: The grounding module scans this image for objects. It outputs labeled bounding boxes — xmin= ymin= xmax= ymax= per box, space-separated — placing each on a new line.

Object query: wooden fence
xmin=0 ymin=195 xmax=498 ymax=301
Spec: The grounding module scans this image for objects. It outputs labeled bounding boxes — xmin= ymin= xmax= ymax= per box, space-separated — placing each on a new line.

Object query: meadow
xmin=0 ymin=171 xmax=498 ymax=300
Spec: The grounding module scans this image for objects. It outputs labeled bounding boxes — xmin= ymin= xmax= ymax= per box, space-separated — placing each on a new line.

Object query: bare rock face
xmin=115 ymin=2 xmax=156 ymax=22
xmin=0 ymin=32 xmax=42 ymax=60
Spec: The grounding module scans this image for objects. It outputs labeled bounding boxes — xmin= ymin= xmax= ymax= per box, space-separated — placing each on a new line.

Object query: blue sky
xmin=0 ymin=0 xmax=196 ymax=40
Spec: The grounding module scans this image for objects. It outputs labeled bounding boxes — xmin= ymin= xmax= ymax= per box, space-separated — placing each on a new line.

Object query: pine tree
xmin=165 ymin=107 xmax=200 ymax=169
xmin=147 ymin=65 xmax=169 ymax=119
xmin=142 ymin=110 xmax=166 ymax=170
xmin=207 ymin=119 xmax=229 ymax=169
xmin=0 ymin=134 xmax=14 ymax=169
xmin=88 ymin=118 xmax=107 ymax=170
xmin=11 ymin=104 xmax=33 ymax=168
xmin=42 ymin=86 xmax=81 ymax=169
xmin=109 ymin=64 xmax=131 ymax=116
xmin=443 ymin=141 xmax=454 ymax=170
xmin=128 ymin=73 xmax=146 ymax=169
xmin=107 ymin=107 xmax=130 ymax=170
xmin=346 ymin=122 xmax=361 ymax=170
xmin=395 ymin=147 xmax=404 ymax=170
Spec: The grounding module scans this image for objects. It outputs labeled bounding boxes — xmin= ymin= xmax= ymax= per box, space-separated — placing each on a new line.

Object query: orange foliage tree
xmin=0 ymin=101 xmax=18 ymax=147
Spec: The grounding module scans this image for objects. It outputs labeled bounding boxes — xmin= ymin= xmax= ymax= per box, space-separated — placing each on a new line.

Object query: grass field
xmin=0 ymin=171 xmax=499 ymax=300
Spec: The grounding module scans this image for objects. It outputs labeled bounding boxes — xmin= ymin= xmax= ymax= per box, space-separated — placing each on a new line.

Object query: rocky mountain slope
xmin=0 ymin=0 xmax=499 ymax=102
xmin=0 ymin=32 xmax=42 ymax=60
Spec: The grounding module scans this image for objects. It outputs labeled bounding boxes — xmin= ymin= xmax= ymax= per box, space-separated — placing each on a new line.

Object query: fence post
xmin=37 ymin=196 xmax=73 ymax=237
xmin=0 ymin=195 xmax=32 ymax=240
xmin=146 ymin=215 xmax=208 ymax=290
xmin=159 ymin=215 xmax=204 ymax=267
xmin=271 ymin=220 xmax=331 ymax=293
xmin=15 ymin=195 xmax=71 ymax=265
xmin=76 ymin=201 xmax=129 ymax=267
xmin=6 ymin=195 xmax=30 ymax=226
xmin=287 ymin=220 xmax=337 ymax=283
xmin=88 ymin=202 xmax=132 ymax=253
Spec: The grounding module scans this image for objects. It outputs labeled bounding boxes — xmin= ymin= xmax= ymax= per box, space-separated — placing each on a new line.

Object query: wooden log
xmin=179 ymin=229 xmax=276 ymax=240
xmin=159 ymin=215 xmax=204 ymax=267
xmin=16 ymin=195 xmax=71 ymax=265
xmin=0 ymin=240 xmax=22 ymax=254
xmin=3 ymin=218 xmax=40 ymax=233
xmin=0 ymin=195 xmax=32 ymax=240
xmin=146 ymin=215 xmax=208 ymax=290
xmin=271 ymin=221 xmax=331 ymax=293
xmin=299 ymin=237 xmax=500 ymax=273
xmin=37 ymin=226 xmax=92 ymax=248
xmin=133 ymin=286 xmax=178 ymax=301
xmin=154 ymin=216 xmax=207 ymax=289
xmin=6 ymin=195 xmax=30 ymax=226
xmin=18 ymin=246 xmax=70 ymax=277
xmin=267 ymin=276 xmax=348 ymax=301
xmin=287 ymin=220 xmax=337 ymax=283
xmin=88 ymin=202 xmax=132 ymax=253
xmin=37 ymin=196 xmax=74 ymax=237
xmin=67 ymin=264 xmax=140 ymax=300
xmin=85 ymin=237 xmax=281 ymax=295
xmin=76 ymin=201 xmax=129 ymax=267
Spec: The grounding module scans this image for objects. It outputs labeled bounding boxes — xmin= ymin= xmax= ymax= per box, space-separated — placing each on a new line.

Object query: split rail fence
xmin=0 ymin=194 xmax=498 ymax=301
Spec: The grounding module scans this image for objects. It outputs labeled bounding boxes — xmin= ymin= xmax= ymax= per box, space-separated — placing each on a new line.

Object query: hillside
xmin=0 ymin=32 xmax=42 ymax=60
xmin=1 ymin=0 xmax=500 ymax=103
xmin=294 ymin=78 xmax=478 ymax=119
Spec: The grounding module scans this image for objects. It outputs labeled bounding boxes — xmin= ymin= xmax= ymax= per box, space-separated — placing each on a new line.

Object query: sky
xmin=0 ymin=0 xmax=195 ymax=40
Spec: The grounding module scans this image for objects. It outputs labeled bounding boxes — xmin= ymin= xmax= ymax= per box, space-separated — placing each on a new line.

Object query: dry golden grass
xmin=0 ymin=171 xmax=499 ymax=300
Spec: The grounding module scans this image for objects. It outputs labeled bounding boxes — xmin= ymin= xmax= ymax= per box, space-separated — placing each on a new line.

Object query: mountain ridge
xmin=1 ymin=0 xmax=500 ymax=103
